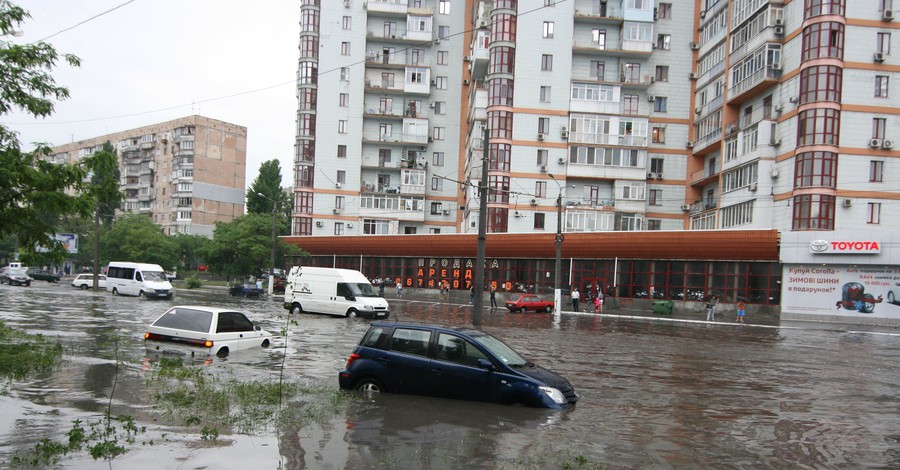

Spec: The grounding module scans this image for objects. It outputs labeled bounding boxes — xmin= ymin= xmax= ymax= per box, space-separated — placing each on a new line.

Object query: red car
xmin=505 ymin=294 xmax=554 ymax=313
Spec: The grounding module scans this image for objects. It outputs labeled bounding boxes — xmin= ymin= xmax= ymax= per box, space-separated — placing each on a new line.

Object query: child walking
xmin=735 ymin=300 xmax=746 ymax=323
xmin=593 ymin=294 xmax=602 ymax=313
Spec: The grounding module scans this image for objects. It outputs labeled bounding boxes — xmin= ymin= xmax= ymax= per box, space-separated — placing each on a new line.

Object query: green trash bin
xmin=652 ymin=300 xmax=674 ymax=314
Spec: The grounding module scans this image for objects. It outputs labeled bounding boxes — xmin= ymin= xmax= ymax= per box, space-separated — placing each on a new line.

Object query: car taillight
xmin=204 ymin=340 xmax=214 ymax=348
xmin=345 ymin=353 xmax=360 ymax=368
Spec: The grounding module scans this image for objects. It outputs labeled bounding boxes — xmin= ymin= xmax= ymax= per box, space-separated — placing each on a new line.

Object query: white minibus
xmin=106 ymin=261 xmax=174 ymax=298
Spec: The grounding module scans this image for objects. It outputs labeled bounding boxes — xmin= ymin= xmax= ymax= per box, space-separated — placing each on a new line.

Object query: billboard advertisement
xmin=782 ymin=265 xmax=900 ymax=319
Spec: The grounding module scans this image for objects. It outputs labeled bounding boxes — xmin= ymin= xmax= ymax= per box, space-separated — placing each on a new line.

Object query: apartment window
xmin=797 ymin=108 xmax=840 ymax=146
xmin=541 ymin=54 xmax=553 ymax=71
xmin=381 ymin=72 xmax=395 ymax=87
xmin=438 ymin=26 xmax=450 ymax=39
xmin=337 ymin=144 xmax=347 ymax=158
xmin=433 ymin=127 xmax=445 ymax=140
xmin=798 ymin=65 xmax=842 ymax=104
xmin=379 ymin=97 xmax=393 ymax=113
xmin=649 ymin=189 xmax=662 ymax=206
xmin=538 ymin=117 xmax=550 ymax=134
xmin=537 ymin=149 xmax=548 ymax=165
xmin=489 ymin=46 xmax=515 ymax=74
xmin=534 ymin=213 xmax=545 ymax=230
xmin=873 ymin=118 xmax=887 ymax=140
xmin=804 ymin=0 xmax=845 ymax=18
xmin=408 ymin=69 xmax=424 ymax=84
xmin=432 ymin=152 xmax=444 ymax=166
xmin=794 ymin=151 xmax=837 ymax=188
xmin=880 ymin=0 xmax=894 ymax=12
xmin=334 ymin=223 xmax=344 ymax=236
xmin=655 ymin=66 xmax=669 ymax=82
xmin=592 ymin=29 xmax=607 ymax=49
xmin=430 ymin=202 xmax=442 ymax=215
xmin=436 ymin=76 xmax=448 ymax=89
xmin=870 ymin=160 xmax=884 ymax=182
xmin=623 ymin=94 xmax=639 ymax=115
xmin=653 ymin=97 xmax=667 ymax=113
xmin=652 ymin=126 xmax=666 ymax=143
xmin=540 ymin=86 xmax=551 ymax=102
xmin=876 ymin=76 xmax=889 ymax=97
xmin=488 ymin=78 xmax=514 ymax=106
xmin=338 ymin=120 xmax=347 ymax=133
xmin=336 ymin=171 xmax=346 ymax=184
xmin=657 ymin=3 xmax=672 ymax=19
xmin=535 ymin=181 xmax=547 ymax=198
xmin=877 ymin=32 xmax=891 ymax=54
xmin=647 ymin=219 xmax=662 ymax=230
xmin=431 ymin=176 xmax=443 ymax=190
xmin=792 ymin=194 xmax=835 ymax=230
xmin=340 ymin=67 xmax=350 ymax=81
xmin=437 ymin=50 xmax=448 ymax=65
xmin=430 ymin=228 xmax=441 ymax=234
xmin=591 ymin=61 xmax=605 ymax=79
xmin=656 ymin=34 xmax=671 ymax=50
xmin=339 ymin=93 xmax=349 ymax=107
xmin=868 ymin=203 xmax=882 ymax=224
xmin=341 ymin=42 xmax=351 ymax=55
xmin=342 ymin=16 xmax=351 ymax=30
xmin=543 ymin=21 xmax=554 ymax=38
xmin=439 ymin=0 xmax=450 ymax=14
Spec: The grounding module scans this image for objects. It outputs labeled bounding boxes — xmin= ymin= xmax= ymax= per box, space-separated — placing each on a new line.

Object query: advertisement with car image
xmin=782 ymin=265 xmax=900 ymax=318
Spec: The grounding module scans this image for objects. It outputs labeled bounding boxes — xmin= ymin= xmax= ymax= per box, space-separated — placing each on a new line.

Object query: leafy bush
xmin=184 ymin=275 xmax=203 ymax=289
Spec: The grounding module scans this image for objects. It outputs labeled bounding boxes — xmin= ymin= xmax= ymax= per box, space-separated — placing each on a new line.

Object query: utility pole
xmin=473 ymin=126 xmax=490 ymax=326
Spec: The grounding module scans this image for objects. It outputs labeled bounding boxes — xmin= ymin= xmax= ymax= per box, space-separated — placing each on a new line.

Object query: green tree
xmin=246 ymin=159 xmax=292 ymax=227
xmin=170 ymin=233 xmax=210 ymax=272
xmin=0 ymin=1 xmax=87 ymax=264
xmin=203 ymin=214 xmax=305 ymax=278
xmin=82 ymin=142 xmax=122 ymax=277
xmin=101 ymin=215 xmax=178 ymax=270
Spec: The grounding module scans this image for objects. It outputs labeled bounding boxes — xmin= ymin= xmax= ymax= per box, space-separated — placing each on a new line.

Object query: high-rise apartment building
xmin=293 ymin=0 xmax=898 ymax=236
xmin=48 ymin=115 xmax=248 ymax=237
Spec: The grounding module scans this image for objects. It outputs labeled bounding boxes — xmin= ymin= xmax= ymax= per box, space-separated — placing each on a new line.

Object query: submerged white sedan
xmin=72 ymin=274 xmax=107 ymax=289
xmin=144 ymin=306 xmax=272 ymax=358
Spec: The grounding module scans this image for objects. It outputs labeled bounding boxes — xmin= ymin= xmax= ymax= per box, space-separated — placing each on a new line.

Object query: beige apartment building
xmin=48 ymin=115 xmax=247 ymax=237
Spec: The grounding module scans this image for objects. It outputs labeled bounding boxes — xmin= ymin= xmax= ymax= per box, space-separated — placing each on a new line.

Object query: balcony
xmin=364 ymin=78 xmax=405 ymax=94
xmin=468 ymin=30 xmax=489 ymax=80
xmin=362 ymin=130 xmax=429 ymax=145
xmin=692 ymin=128 xmax=722 ymax=155
xmin=365 ymin=52 xmax=431 ymax=69
xmin=573 ymin=6 xmax=624 ymax=24
xmin=467 ymin=86 xmax=487 ymax=123
xmin=364 ymin=0 xmax=407 ymax=16
xmin=359 ymin=194 xmax=426 ymax=222
xmin=689 ymin=163 xmax=720 ymax=186
xmin=569 ymin=132 xmax=648 ymax=147
xmin=572 ymin=40 xmax=653 ymax=59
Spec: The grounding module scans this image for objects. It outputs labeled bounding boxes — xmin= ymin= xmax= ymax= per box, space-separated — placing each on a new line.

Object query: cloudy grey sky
xmin=5 ymin=0 xmax=299 ymax=187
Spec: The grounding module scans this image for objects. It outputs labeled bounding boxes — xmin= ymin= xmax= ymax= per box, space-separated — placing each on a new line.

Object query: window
xmin=876 ymin=75 xmax=889 ymax=97
xmin=794 ymin=151 xmax=837 ymax=188
xmin=339 ymin=93 xmax=349 ymax=107
xmin=334 ymin=223 xmax=344 ymax=236
xmin=437 ymin=50 xmax=448 ymax=65
xmin=870 ymin=160 xmax=884 ymax=182
xmin=873 ymin=118 xmax=887 ymax=139
xmin=797 ymin=108 xmax=840 ymax=146
xmin=430 ymin=228 xmax=441 ymax=234
xmin=431 ymin=176 xmax=443 ymax=190
xmin=438 ymin=26 xmax=450 ymax=39
xmin=647 ymin=219 xmax=662 ymax=230
xmin=336 ymin=171 xmax=346 ymax=184
xmin=431 ymin=202 xmax=443 ymax=215
xmin=792 ymin=194 xmax=835 ymax=230
xmin=649 ymin=189 xmax=662 ymax=206
xmin=338 ymin=120 xmax=347 ymax=134
xmin=534 ymin=213 xmax=545 ymax=229
xmin=804 ymin=0 xmax=845 ymax=18
xmin=877 ymin=32 xmax=891 ymax=54
xmin=434 ymin=101 xmax=446 ymax=115
xmin=341 ymin=42 xmax=350 ymax=55
xmin=538 ymin=117 xmax=550 ymax=134
xmin=439 ymin=0 xmax=450 ymax=14
xmin=488 ymin=78 xmax=514 ymax=106
xmin=340 ymin=67 xmax=350 ymax=81
xmin=363 ymin=219 xmax=391 ymax=235
xmin=591 ymin=61 xmax=605 ymax=79
xmin=543 ymin=21 xmax=554 ymax=38
xmin=801 ymin=22 xmax=844 ymax=61
xmin=652 ymin=126 xmax=666 ymax=143
xmin=342 ymin=16 xmax=351 ymax=30
xmin=868 ymin=203 xmax=882 ymax=224
xmin=880 ymin=0 xmax=894 ymax=12
xmin=537 ymin=149 xmax=548 ymax=165
xmin=535 ymin=181 xmax=547 ymax=198
xmin=436 ymin=76 xmax=448 ymax=89
xmin=540 ymin=86 xmax=551 ymax=102
xmin=489 ymin=46 xmax=515 ymax=74
xmin=335 ymin=196 xmax=345 ymax=210
xmin=592 ymin=29 xmax=607 ymax=49
xmin=649 ymin=157 xmax=664 ymax=174
xmin=432 ymin=152 xmax=444 ymax=166
xmin=656 ymin=34 xmax=671 ymax=50
xmin=798 ymin=65 xmax=842 ymax=104
xmin=653 ymin=97 xmax=667 ymax=113
xmin=623 ymin=94 xmax=639 ymax=115
xmin=381 ymin=72 xmax=395 ymax=87
xmin=433 ymin=127 xmax=445 ymax=140
xmin=337 ymin=144 xmax=347 ymax=158
xmin=655 ymin=66 xmax=669 ymax=82
xmin=657 ymin=3 xmax=672 ymax=19
xmin=379 ymin=97 xmax=393 ymax=113
xmin=541 ymin=54 xmax=553 ymax=71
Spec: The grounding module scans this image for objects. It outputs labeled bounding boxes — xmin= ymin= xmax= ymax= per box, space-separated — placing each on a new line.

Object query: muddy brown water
xmin=1 ymin=283 xmax=899 ymax=469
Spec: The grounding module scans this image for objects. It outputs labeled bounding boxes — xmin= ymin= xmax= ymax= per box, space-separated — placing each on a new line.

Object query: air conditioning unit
xmin=336 ymin=182 xmax=344 ymax=188
xmin=686 ymin=142 xmax=694 ymax=148
xmin=530 ymin=199 xmax=538 ymax=206
xmin=429 ymin=102 xmax=435 ymax=108
xmin=656 ymin=173 xmax=664 ymax=180
xmin=726 ymin=125 xmax=738 ymax=134
xmin=874 ymin=52 xmax=886 ymax=62
xmin=558 ymin=156 xmax=566 ymax=164
xmin=537 ymin=133 xmax=545 ymax=141
xmin=561 ymin=130 xmax=569 ymax=139
xmin=463 ymin=55 xmax=472 ymax=62
xmin=333 ymin=208 xmax=343 ymax=214
xmin=749 ymin=182 xmax=758 ymax=191
xmin=463 ymin=79 xmax=470 ymax=85
xmin=771 ymin=138 xmax=781 ymax=146
xmin=428 ymin=136 xmax=434 ymax=142
xmin=540 ymin=165 xmax=548 ymax=172
xmin=653 ymin=7 xmax=659 ymax=20
xmin=883 ymin=139 xmax=894 ymax=149
xmin=477 ymin=19 xmax=489 ymax=28
xmin=774 ymin=104 xmax=784 ymax=113
xmin=647 ymin=172 xmax=656 ymax=179
xmin=771 ymin=62 xmax=782 ymax=71
xmin=443 ymin=209 xmax=450 ymax=215
xmin=884 ymin=10 xmax=895 ymax=21
xmin=433 ymin=38 xmax=441 ymax=44
xmin=870 ymin=138 xmax=883 ymax=148
xmin=344 ymin=0 xmax=350 ymax=7
xmin=774 ymin=26 xmax=784 ymax=36
xmin=788 ymin=96 xmax=798 ymax=103
xmin=346 ymin=223 xmax=353 ymax=228
xmin=771 ymin=169 xmax=780 ymax=178
xmin=695 ymin=107 xmax=702 ymax=115
xmin=430 ymin=78 xmax=437 ymax=85
xmin=647 ymin=95 xmax=656 ymax=102
xmin=699 ymin=10 xmax=706 ymax=19
xmin=316 ymin=221 xmax=323 ymax=227
xmin=842 ymin=199 xmax=853 ymax=207
xmin=689 ymin=72 xmax=698 ymax=80
xmin=681 ymin=203 xmax=690 ymax=211
xmin=775 ymin=18 xmax=784 ymax=26
xmin=690 ymin=42 xmax=700 ymax=50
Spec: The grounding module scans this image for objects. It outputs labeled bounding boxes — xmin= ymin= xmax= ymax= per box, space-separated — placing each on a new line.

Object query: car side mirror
xmin=254 ymin=325 xmax=262 ymax=331
xmin=477 ymin=358 xmax=495 ymax=371
xmin=345 ymin=295 xmax=356 ymax=301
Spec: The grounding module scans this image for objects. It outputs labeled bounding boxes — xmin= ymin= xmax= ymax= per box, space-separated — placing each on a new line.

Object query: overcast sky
xmin=5 ymin=0 xmax=299 ymax=188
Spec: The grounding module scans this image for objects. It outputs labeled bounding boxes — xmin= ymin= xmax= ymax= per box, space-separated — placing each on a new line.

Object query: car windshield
xmin=143 ymin=271 xmax=168 ymax=282
xmin=471 ymin=332 xmax=529 ymax=367
xmin=349 ymin=282 xmax=380 ymax=297
xmin=9 ymin=267 xmax=28 ymax=276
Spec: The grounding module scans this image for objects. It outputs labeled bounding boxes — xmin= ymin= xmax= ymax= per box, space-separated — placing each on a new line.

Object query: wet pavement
xmin=1 ymin=281 xmax=899 ymax=469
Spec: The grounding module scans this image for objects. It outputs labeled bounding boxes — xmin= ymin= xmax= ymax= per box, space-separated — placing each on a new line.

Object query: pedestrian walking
xmin=571 ymin=288 xmax=580 ymax=312
xmin=469 ymin=285 xmax=475 ymax=304
xmin=596 ymin=290 xmax=604 ymax=313
xmin=706 ymin=294 xmax=719 ymax=321
xmin=735 ymin=300 xmax=746 ymax=323
xmin=379 ymin=280 xmax=385 ymax=298
xmin=396 ymin=280 xmax=403 ymax=298
xmin=490 ymin=284 xmax=498 ymax=309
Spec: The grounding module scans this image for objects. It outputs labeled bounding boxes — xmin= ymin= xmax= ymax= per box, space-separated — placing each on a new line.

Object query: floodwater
xmin=1 ymin=282 xmax=900 ymax=469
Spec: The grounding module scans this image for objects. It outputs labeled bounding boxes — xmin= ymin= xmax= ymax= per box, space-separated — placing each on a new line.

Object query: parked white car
xmin=72 ymin=274 xmax=107 ymax=289
xmin=144 ymin=306 xmax=273 ymax=358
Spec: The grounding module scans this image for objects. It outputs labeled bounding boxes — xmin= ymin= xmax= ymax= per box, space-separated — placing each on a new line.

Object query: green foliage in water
xmin=0 ymin=321 xmax=62 ymax=381
xmin=184 ymin=274 xmax=203 ymax=289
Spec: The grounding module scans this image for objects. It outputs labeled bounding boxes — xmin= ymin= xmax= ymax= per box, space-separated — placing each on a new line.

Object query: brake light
xmin=204 ymin=340 xmax=214 ymax=348
xmin=345 ymin=353 xmax=360 ymax=368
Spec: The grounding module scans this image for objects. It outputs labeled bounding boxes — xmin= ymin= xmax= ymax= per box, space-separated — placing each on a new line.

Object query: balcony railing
xmin=569 ymin=132 xmax=648 ymax=147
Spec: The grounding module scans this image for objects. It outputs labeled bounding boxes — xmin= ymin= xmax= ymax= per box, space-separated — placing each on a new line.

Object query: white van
xmin=106 ymin=261 xmax=174 ymax=298
xmin=283 ymin=266 xmax=389 ymax=318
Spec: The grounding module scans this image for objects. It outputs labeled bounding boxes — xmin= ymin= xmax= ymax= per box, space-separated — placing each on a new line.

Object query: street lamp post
xmin=253 ymin=191 xmax=278 ymax=296
xmin=548 ymin=174 xmax=571 ymax=314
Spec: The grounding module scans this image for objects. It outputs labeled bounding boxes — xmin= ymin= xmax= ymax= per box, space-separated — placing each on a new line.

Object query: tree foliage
xmin=0 ymin=1 xmax=88 ymax=264
xmin=170 ymin=233 xmax=210 ymax=272
xmin=82 ymin=142 xmax=122 ymax=226
xmin=202 ymin=214 xmax=304 ymax=278
xmin=246 ymin=159 xmax=292 ymax=231
xmin=100 ymin=215 xmax=178 ymax=270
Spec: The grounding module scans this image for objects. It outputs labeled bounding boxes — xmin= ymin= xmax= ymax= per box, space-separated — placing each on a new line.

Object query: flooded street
xmin=1 ymin=282 xmax=900 ymax=469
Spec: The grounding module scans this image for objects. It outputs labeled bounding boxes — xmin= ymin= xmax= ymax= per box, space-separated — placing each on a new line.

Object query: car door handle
xmin=430 ymin=368 xmax=444 ymax=375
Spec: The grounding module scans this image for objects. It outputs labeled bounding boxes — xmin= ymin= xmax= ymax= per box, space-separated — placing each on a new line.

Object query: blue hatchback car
xmin=338 ymin=322 xmax=578 ymax=408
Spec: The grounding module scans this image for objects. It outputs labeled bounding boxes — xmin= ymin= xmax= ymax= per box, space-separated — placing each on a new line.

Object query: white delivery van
xmin=283 ymin=266 xmax=389 ymax=318
xmin=106 ymin=261 xmax=174 ymax=298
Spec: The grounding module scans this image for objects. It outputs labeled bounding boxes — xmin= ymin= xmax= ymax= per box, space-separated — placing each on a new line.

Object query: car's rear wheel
xmin=355 ymin=377 xmax=384 ymax=393
xmin=80 ymin=284 xmax=89 ymax=290
xmin=216 ymin=347 xmax=229 ymax=358
xmin=290 ymin=304 xmax=302 ymax=315
xmin=112 ymin=288 xmax=119 ymax=296
xmin=261 ymin=339 xmax=271 ymax=348
xmin=544 ymin=305 xmax=552 ymax=313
